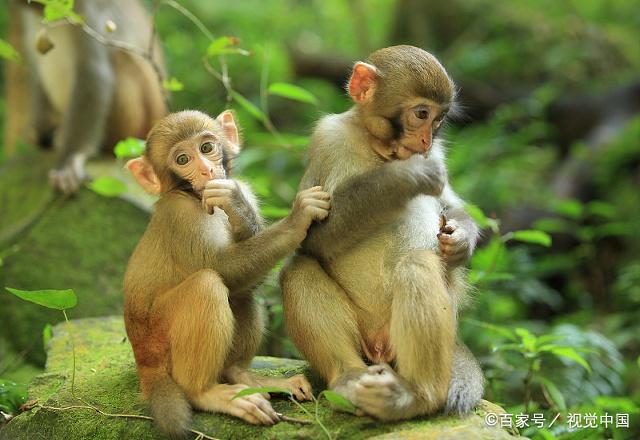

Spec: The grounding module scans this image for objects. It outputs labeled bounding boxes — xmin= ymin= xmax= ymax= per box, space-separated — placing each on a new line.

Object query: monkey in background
xmin=280 ymin=45 xmax=483 ymax=421
xmin=5 ymin=0 xmax=166 ymax=194
xmin=124 ymin=110 xmax=330 ymax=437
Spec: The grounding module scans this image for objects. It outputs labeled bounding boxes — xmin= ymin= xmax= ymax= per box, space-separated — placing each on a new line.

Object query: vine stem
xmin=61 ymin=309 xmax=76 ymax=397
xmin=290 ymin=396 xmax=332 ymax=440
xmin=36 ymin=403 xmax=219 ymax=440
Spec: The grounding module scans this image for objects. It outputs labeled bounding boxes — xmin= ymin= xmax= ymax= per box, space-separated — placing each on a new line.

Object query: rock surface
xmin=0 ymin=153 xmax=150 ymax=365
xmin=0 ymin=316 xmax=523 ymax=439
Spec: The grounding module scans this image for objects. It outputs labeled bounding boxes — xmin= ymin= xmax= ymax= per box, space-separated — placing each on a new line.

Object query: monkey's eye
xmin=176 ymin=154 xmax=189 ymax=165
xmin=200 ymin=142 xmax=215 ymax=154
xmin=413 ymin=109 xmax=429 ymax=120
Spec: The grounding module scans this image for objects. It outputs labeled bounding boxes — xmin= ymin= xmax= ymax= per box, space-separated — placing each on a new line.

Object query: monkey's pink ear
xmin=126 ymin=157 xmax=161 ymax=195
xmin=216 ymin=110 xmax=241 ymax=154
xmin=348 ymin=62 xmax=378 ymax=104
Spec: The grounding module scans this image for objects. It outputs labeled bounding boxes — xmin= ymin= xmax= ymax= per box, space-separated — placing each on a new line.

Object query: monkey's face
xmin=392 ymin=99 xmax=448 ymax=160
xmin=167 ymin=132 xmax=227 ymax=194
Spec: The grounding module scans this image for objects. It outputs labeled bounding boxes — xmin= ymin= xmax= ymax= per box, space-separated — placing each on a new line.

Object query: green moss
xmin=0 ymin=155 xmax=149 ymax=364
xmin=1 ymin=317 xmax=523 ymax=440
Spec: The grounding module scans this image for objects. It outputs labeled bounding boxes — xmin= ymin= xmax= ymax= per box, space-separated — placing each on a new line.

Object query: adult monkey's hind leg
xmin=281 ymin=254 xmax=367 ymax=395
xmin=352 ymin=250 xmax=456 ymax=420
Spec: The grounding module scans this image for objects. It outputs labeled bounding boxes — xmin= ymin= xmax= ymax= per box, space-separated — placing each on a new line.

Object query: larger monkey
xmin=125 ymin=110 xmax=330 ymax=438
xmin=281 ymin=45 xmax=483 ymax=420
xmin=5 ymin=0 xmax=166 ymax=194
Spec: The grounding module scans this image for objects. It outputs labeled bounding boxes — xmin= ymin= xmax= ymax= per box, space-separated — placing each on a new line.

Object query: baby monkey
xmin=124 ymin=110 xmax=330 ymax=438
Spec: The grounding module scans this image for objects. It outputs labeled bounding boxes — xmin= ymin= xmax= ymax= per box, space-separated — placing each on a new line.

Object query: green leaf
xmin=162 ymin=77 xmax=184 ymax=92
xmin=533 ymin=218 xmax=572 ymax=234
xmin=509 ymin=230 xmax=552 ymax=247
xmin=320 ymin=390 xmax=357 ymax=413
xmin=586 ymin=201 xmax=617 ymax=219
xmin=88 ymin=176 xmax=128 ymax=197
xmin=232 ymin=91 xmax=267 ymax=123
xmin=551 ymin=198 xmax=583 ymax=219
xmin=464 ymin=204 xmax=489 ymax=228
xmin=206 ymin=36 xmax=249 ymax=57
xmin=113 ymin=137 xmax=145 ymax=159
xmin=33 ymin=0 xmax=83 ymax=23
xmin=0 ymin=38 xmax=20 ymax=63
xmin=42 ymin=323 xmax=53 ymax=350
xmin=546 ymin=346 xmax=592 ymax=373
xmin=0 ymin=379 xmax=28 ymax=414
xmin=232 ymin=387 xmax=292 ymax=399
xmin=539 ymin=377 xmax=567 ymax=410
xmin=5 ymin=287 xmax=77 ymax=310
xmin=464 ymin=319 xmax=516 ymax=341
xmin=268 ymin=82 xmax=318 ymax=105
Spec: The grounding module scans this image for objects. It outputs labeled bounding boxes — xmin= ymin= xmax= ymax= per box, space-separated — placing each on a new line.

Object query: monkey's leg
xmin=281 ymin=255 xmax=367 ymax=393
xmin=220 ymin=295 xmax=314 ymax=402
xmin=152 ymin=270 xmax=278 ymax=425
xmin=353 ymin=250 xmax=456 ymax=420
xmin=445 ymin=342 xmax=484 ymax=414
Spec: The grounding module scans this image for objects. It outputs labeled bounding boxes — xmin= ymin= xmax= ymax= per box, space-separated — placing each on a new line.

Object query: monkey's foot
xmin=191 ymin=383 xmax=280 ymax=426
xmin=279 ymin=374 xmax=314 ymax=401
xmin=351 ymin=364 xmax=421 ymax=421
xmin=49 ymin=154 xmax=87 ymax=195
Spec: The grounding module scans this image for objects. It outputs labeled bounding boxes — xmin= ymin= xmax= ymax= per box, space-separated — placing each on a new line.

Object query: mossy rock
xmin=0 ymin=316 xmax=524 ymax=439
xmin=0 ymin=153 xmax=150 ymax=365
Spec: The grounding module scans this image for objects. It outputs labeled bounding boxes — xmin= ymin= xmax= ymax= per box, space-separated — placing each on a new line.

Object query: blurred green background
xmin=1 ymin=1 xmax=639 ymax=438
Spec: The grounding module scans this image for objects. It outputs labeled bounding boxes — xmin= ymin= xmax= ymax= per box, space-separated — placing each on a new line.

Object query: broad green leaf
xmin=587 ymin=201 xmax=617 ymax=219
xmin=492 ymin=343 xmax=521 ymax=353
xmin=546 ymin=346 xmax=592 ymax=373
xmin=515 ymin=327 xmax=537 ymax=352
xmin=88 ymin=176 xmax=128 ymax=197
xmin=5 ymin=287 xmax=77 ymax=310
xmin=469 ymin=271 xmax=514 ymax=284
xmin=509 ymin=230 xmax=552 ymax=247
xmin=539 ymin=377 xmax=567 ymax=410
xmin=42 ymin=323 xmax=53 ymax=350
xmin=232 ymin=91 xmax=267 ymax=123
xmin=320 ymin=390 xmax=357 ymax=413
xmin=162 ymin=77 xmax=184 ymax=92
xmin=533 ymin=218 xmax=572 ymax=234
xmin=552 ymin=198 xmax=583 ymax=219
xmin=465 ymin=204 xmax=489 ymax=228
xmin=232 ymin=387 xmax=291 ymax=399
xmin=33 ymin=0 xmax=83 ymax=23
xmin=464 ymin=319 xmax=516 ymax=341
xmin=268 ymin=82 xmax=318 ymax=105
xmin=0 ymin=38 xmax=20 ymax=63
xmin=206 ymin=36 xmax=249 ymax=57
xmin=113 ymin=137 xmax=145 ymax=159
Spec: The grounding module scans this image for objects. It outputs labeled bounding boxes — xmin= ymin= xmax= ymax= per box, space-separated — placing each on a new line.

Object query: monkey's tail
xmin=149 ymin=375 xmax=191 ymax=439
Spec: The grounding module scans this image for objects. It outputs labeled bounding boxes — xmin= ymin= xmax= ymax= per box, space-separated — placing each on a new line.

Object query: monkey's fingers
xmin=245 ymin=395 xmax=280 ymax=425
xmin=304 ymin=198 xmax=331 ymax=210
xmin=203 ymin=188 xmax=233 ymax=199
xmin=307 ymin=206 xmax=330 ymax=221
xmin=204 ymin=178 xmax=235 ymax=190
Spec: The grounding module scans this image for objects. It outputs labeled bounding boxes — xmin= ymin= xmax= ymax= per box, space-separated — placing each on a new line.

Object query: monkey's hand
xmin=397 ymin=154 xmax=446 ymax=197
xmin=438 ymin=216 xmax=472 ymax=266
xmin=288 ymin=186 xmax=331 ymax=240
xmin=49 ymin=153 xmax=87 ymax=195
xmin=203 ymin=179 xmax=241 ymax=214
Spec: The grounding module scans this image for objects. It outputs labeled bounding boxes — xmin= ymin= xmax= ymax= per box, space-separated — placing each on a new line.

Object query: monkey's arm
xmin=50 ymin=2 xmax=115 ymax=193
xmin=438 ymin=183 xmax=479 ymax=265
xmin=228 ymin=181 xmax=265 ymax=241
xmin=210 ymin=218 xmax=304 ymax=292
xmin=303 ymin=155 xmax=444 ymax=261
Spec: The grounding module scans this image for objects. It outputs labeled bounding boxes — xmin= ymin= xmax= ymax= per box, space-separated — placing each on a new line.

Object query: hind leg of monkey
xmin=445 ymin=342 xmax=484 ymax=414
xmin=353 ymin=250 xmax=456 ymax=420
xmin=152 ymin=269 xmax=279 ymax=425
xmin=223 ymin=293 xmax=314 ymax=401
xmin=281 ymin=255 xmax=367 ymax=398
